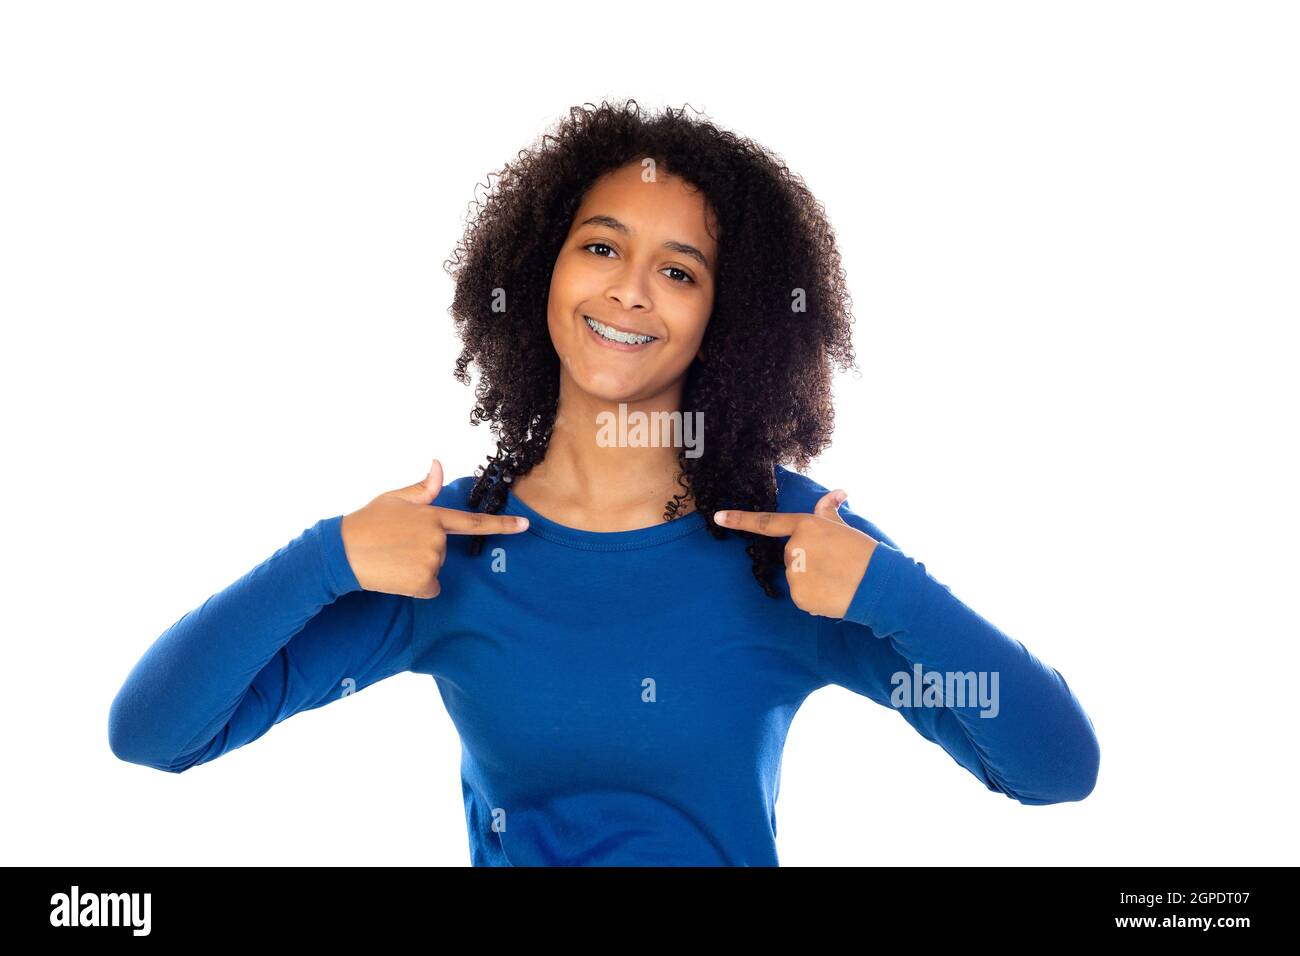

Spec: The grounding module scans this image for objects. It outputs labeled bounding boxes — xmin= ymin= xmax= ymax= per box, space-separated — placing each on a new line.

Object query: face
xmin=547 ymin=160 xmax=718 ymax=404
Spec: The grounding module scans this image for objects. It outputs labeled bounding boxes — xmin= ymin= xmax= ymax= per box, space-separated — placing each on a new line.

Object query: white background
xmin=3 ymin=1 xmax=1295 ymax=866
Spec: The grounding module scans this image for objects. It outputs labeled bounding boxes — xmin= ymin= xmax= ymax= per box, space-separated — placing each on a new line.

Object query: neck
xmin=512 ymin=376 xmax=695 ymax=524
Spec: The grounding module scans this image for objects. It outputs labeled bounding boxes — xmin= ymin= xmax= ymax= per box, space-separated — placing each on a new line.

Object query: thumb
xmin=394 ymin=457 xmax=444 ymax=504
xmin=814 ymin=488 xmax=848 ymax=524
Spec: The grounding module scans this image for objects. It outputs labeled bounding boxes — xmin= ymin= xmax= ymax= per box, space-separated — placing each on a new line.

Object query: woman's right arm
xmin=107 ymin=514 xmax=415 ymax=773
xmin=108 ymin=459 xmax=527 ymax=773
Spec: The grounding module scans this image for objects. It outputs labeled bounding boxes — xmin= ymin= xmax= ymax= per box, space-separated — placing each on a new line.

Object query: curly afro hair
xmin=442 ymin=98 xmax=859 ymax=597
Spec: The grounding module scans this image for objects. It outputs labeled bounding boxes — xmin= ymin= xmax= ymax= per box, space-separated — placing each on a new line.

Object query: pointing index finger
xmin=714 ymin=510 xmax=804 ymax=537
xmin=433 ymin=506 xmax=529 ymax=535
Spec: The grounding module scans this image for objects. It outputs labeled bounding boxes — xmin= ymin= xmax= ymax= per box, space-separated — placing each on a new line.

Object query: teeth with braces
xmin=585 ymin=316 xmax=657 ymax=345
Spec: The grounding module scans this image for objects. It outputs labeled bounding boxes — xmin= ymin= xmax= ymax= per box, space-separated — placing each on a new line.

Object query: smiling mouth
xmin=583 ymin=315 xmax=659 ymax=347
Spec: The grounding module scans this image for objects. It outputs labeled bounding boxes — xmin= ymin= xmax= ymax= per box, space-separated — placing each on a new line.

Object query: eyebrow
xmin=576 ymin=215 xmax=712 ymax=272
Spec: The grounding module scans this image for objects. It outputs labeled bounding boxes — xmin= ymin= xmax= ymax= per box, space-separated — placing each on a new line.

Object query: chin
xmin=574 ymin=374 xmax=650 ymax=403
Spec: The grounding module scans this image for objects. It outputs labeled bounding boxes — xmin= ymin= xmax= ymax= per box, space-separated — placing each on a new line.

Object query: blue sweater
xmin=108 ymin=464 xmax=1099 ymax=865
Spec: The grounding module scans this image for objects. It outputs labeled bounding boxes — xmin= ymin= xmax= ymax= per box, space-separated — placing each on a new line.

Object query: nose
xmin=605 ymin=274 xmax=652 ymax=313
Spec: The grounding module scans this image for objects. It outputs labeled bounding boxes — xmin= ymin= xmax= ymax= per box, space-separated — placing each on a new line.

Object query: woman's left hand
xmin=714 ymin=490 xmax=879 ymax=619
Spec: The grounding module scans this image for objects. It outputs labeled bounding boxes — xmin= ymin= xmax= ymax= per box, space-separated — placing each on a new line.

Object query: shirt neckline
xmin=497 ymin=488 xmax=708 ymax=552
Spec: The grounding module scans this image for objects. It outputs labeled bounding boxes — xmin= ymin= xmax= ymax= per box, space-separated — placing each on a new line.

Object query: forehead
xmin=572 ymin=162 xmax=719 ymax=250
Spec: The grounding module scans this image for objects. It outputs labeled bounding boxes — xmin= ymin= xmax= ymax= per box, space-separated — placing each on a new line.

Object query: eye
xmin=581 ymin=242 xmax=696 ymax=285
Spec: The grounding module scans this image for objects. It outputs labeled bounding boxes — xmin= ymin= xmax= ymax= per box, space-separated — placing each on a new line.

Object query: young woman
xmin=109 ymin=100 xmax=1100 ymax=866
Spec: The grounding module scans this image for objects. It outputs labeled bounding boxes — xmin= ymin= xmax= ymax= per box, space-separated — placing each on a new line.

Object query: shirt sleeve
xmin=814 ymin=503 xmax=1100 ymax=805
xmin=108 ymin=514 xmax=416 ymax=773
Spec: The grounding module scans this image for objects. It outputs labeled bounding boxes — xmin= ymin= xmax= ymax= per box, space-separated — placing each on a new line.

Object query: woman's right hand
xmin=340 ymin=458 xmax=527 ymax=598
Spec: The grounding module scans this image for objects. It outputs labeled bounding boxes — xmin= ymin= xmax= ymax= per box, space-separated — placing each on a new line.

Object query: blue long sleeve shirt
xmin=108 ymin=464 xmax=1100 ymax=865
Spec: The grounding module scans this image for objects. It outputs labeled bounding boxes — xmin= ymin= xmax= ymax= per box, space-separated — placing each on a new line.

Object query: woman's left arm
xmin=715 ymin=495 xmax=1101 ymax=805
